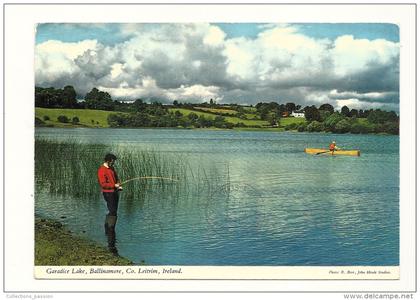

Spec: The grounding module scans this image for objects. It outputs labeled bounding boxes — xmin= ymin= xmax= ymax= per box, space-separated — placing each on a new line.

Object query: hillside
xmin=168 ymin=108 xmax=270 ymax=127
xmin=35 ymin=108 xmax=122 ymax=128
xmin=35 ymin=107 xmax=308 ymax=130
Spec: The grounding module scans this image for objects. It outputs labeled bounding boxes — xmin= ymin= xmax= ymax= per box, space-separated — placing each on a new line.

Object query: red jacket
xmin=98 ymin=165 xmax=119 ymax=192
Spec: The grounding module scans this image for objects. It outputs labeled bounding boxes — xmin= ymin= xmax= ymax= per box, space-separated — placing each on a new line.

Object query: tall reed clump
xmin=35 ymin=139 xmax=186 ymax=200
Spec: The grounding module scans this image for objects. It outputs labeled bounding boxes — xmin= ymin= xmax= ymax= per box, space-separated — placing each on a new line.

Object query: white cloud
xmin=36 ymin=39 xmax=98 ymax=60
xmin=304 ymin=91 xmax=332 ymax=104
xmin=169 ymin=84 xmax=221 ymax=101
xmin=110 ymin=63 xmax=123 ymax=79
xmin=223 ymin=37 xmax=255 ymax=80
xmin=35 ymin=24 xmax=399 ymax=110
xmin=223 ymin=24 xmax=331 ymax=84
xmin=332 ymin=35 xmax=399 ymax=76
xmin=35 ymin=40 xmax=98 ymax=85
xmin=203 ymin=25 xmax=226 ymax=46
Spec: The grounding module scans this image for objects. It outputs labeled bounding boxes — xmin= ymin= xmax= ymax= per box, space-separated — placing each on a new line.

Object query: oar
xmin=315 ymin=150 xmax=332 ymax=155
xmin=120 ymin=176 xmax=179 ymax=185
xmin=315 ymin=147 xmax=343 ymax=155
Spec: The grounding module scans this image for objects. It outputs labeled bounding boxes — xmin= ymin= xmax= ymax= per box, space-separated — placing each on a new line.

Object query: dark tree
xmin=85 ymin=88 xmax=114 ymax=110
xmin=319 ymin=103 xmax=334 ymax=114
xmin=349 ymin=109 xmax=359 ymax=118
xmin=57 ymin=115 xmax=69 ymax=123
xmin=72 ymin=116 xmax=80 ymax=124
xmin=304 ymin=105 xmax=321 ymax=122
xmin=188 ymin=112 xmax=199 ymax=121
xmin=133 ymin=99 xmax=147 ymax=112
xmin=62 ymin=85 xmax=77 ymax=108
xmin=285 ymin=102 xmax=296 ymax=113
xmin=174 ymin=110 xmax=183 ymax=118
xmin=367 ymin=109 xmax=399 ymax=124
xmin=341 ymin=105 xmax=350 ymax=117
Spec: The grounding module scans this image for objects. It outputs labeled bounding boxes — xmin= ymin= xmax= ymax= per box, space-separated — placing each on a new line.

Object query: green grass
xmin=35 ymin=139 xmax=230 ymax=203
xmin=35 ymin=108 xmax=125 ymax=128
xmin=169 ymin=108 xmax=269 ymax=126
xmin=36 ymin=107 xmax=303 ymax=129
xmin=244 ymin=113 xmax=259 ymax=119
xmin=224 ymin=116 xmax=268 ymax=126
xmin=35 ymin=217 xmax=133 ymax=265
xmin=242 ymin=106 xmax=257 ymax=112
xmin=354 ymin=118 xmax=369 ymax=125
xmin=193 ymin=107 xmax=239 ymax=115
xmin=279 ymin=117 xmax=307 ymax=127
xmin=35 ymin=139 xmax=185 ymax=199
xmin=169 ymin=108 xmax=216 ymax=119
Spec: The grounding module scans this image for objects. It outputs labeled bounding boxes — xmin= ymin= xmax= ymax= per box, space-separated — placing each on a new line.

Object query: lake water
xmin=35 ymin=128 xmax=399 ymax=266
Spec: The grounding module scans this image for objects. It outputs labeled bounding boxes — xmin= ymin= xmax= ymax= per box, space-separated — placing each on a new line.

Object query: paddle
xmin=315 ymin=147 xmax=342 ymax=155
xmin=315 ymin=150 xmax=332 ymax=155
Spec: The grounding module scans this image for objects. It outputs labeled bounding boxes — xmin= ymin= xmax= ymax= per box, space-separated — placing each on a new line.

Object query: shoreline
xmin=35 ymin=125 xmax=396 ymax=135
xmin=35 ymin=217 xmax=134 ymax=266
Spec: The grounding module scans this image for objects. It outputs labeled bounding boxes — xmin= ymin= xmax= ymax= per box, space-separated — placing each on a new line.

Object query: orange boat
xmin=305 ymin=148 xmax=360 ymax=156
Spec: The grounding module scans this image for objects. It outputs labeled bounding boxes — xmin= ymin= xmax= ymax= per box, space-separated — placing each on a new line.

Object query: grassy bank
xmin=35 ymin=107 xmax=121 ymax=128
xmin=35 ymin=217 xmax=133 ymax=265
xmin=36 ymin=107 xmax=306 ymax=130
xmin=169 ymin=108 xmax=269 ymax=127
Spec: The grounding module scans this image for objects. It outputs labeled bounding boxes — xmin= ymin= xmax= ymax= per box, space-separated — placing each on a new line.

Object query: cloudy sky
xmin=35 ymin=23 xmax=399 ymax=111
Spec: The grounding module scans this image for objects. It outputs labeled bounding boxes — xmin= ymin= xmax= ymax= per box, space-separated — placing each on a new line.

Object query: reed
xmin=35 ymin=139 xmax=229 ymax=203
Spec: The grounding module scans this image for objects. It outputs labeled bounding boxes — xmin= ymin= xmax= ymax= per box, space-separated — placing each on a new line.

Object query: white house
xmin=291 ymin=110 xmax=305 ymax=118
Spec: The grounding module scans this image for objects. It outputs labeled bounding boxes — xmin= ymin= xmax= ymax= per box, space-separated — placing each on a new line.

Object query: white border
xmin=3 ymin=3 xmax=416 ymax=293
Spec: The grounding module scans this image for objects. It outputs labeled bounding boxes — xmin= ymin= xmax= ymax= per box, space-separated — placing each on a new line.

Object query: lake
xmin=35 ymin=128 xmax=399 ymax=266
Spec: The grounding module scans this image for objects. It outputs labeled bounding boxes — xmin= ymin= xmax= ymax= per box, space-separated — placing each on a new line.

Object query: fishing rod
xmin=120 ymin=176 xmax=179 ymax=185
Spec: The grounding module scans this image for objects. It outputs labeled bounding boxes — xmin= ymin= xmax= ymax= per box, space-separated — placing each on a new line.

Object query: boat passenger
xmin=329 ymin=141 xmax=339 ymax=153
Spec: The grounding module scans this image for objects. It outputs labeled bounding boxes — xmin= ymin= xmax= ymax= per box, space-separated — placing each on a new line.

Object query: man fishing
xmin=97 ymin=153 xmax=122 ymax=235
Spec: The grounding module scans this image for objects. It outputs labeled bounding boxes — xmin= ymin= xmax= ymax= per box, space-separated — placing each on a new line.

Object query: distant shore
xmin=35 ymin=107 xmax=398 ymax=135
xmin=35 ymin=217 xmax=133 ymax=266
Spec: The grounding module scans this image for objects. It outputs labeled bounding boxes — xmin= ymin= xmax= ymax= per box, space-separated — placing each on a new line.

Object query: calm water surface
xmin=35 ymin=128 xmax=399 ymax=266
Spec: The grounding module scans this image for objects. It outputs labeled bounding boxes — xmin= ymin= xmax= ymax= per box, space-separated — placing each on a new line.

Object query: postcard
xmin=3 ymin=2 xmax=416 ymax=296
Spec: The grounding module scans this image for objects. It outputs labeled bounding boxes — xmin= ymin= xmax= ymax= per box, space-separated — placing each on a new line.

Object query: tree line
xmin=35 ymin=86 xmax=399 ymax=134
xmin=36 ymin=86 xmax=121 ymax=111
xmin=253 ymin=102 xmax=399 ymax=134
xmin=291 ymin=106 xmax=398 ymax=134
xmin=107 ymin=101 xmax=237 ymax=129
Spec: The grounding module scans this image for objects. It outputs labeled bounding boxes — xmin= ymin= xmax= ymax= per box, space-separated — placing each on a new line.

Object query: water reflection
xmin=105 ymin=215 xmax=119 ymax=256
xmin=35 ymin=129 xmax=399 ymax=266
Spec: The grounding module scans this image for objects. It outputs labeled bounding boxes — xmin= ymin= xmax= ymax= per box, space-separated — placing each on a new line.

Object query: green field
xmin=169 ymin=108 xmax=269 ymax=126
xmin=242 ymin=106 xmax=257 ymax=112
xmin=36 ymin=107 xmax=306 ymax=130
xmin=354 ymin=118 xmax=369 ymax=125
xmin=224 ymin=115 xmax=268 ymax=126
xmin=35 ymin=108 xmax=121 ymax=128
xmin=168 ymin=108 xmax=216 ymax=119
xmin=279 ymin=117 xmax=307 ymax=126
xmin=193 ymin=107 xmax=239 ymax=115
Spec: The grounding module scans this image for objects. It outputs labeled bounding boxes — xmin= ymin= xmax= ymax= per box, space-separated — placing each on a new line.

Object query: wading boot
xmin=104 ymin=215 xmax=110 ymax=235
xmin=107 ymin=229 xmax=119 ymax=256
xmin=104 ymin=215 xmax=118 ymax=235
xmin=106 ymin=216 xmax=118 ymax=256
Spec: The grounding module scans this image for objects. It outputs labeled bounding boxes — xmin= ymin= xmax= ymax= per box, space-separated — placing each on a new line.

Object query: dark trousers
xmin=103 ymin=192 xmax=119 ymax=216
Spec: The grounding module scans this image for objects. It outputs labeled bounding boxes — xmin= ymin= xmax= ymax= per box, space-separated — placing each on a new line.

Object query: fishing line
xmin=120 ymin=176 xmax=179 ymax=185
